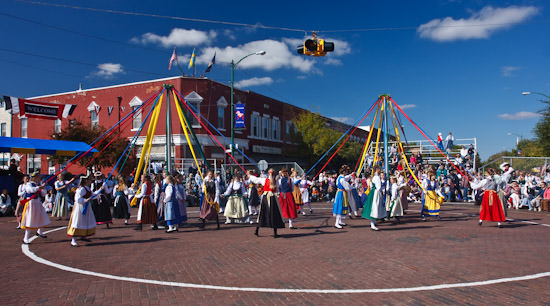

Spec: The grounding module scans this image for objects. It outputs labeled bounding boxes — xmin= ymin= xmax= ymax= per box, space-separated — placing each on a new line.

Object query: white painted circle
xmin=22 ymin=226 xmax=550 ymax=294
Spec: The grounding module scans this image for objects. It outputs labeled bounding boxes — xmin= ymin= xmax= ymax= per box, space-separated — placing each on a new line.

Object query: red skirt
xmin=279 ymin=192 xmax=297 ymax=219
xmin=480 ymin=190 xmax=505 ymax=222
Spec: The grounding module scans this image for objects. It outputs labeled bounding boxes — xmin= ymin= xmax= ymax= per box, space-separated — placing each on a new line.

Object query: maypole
xmin=382 ymin=94 xmax=390 ymax=176
xmin=165 ymin=84 xmax=173 ymax=173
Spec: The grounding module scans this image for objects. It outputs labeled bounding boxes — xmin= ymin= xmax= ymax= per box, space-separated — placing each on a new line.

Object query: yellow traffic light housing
xmin=297 ymin=33 xmax=334 ymax=57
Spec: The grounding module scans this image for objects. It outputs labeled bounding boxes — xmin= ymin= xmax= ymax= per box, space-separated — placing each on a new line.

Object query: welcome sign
xmin=19 ymin=99 xmax=63 ymax=120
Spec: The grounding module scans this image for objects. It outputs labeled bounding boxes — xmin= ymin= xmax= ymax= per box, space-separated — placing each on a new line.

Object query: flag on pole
xmin=168 ymin=47 xmax=178 ymax=70
xmin=188 ymin=48 xmax=196 ymax=70
xmin=62 ymin=104 xmax=77 ymax=118
xmin=204 ymin=52 xmax=216 ymax=73
xmin=3 ymin=96 xmax=20 ymax=114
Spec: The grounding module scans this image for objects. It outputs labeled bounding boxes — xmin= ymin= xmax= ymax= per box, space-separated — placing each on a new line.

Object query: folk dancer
xmin=471 ymin=169 xmax=505 ymax=228
xmin=496 ymin=162 xmax=514 ymax=217
xmin=246 ymin=170 xmax=260 ymax=216
xmin=362 ymin=166 xmax=386 ymax=230
xmin=67 ymin=176 xmax=104 ymax=247
xmin=112 ymin=176 xmax=131 ymax=225
xmin=223 ymin=173 xmax=250 ymax=224
xmin=91 ymin=172 xmax=113 ymax=228
xmin=15 ymin=175 xmax=30 ymax=229
xmin=52 ymin=173 xmax=76 ymax=220
xmin=175 ymin=173 xmax=187 ymax=225
xmin=333 ymin=165 xmax=351 ymax=229
xmin=291 ymin=170 xmax=304 ymax=214
xmin=199 ymin=171 xmax=220 ymax=229
xmin=21 ymin=171 xmax=50 ymax=244
xmin=163 ymin=175 xmax=182 ymax=233
xmin=387 ymin=176 xmax=404 ymax=222
xmin=299 ymin=176 xmax=314 ymax=215
xmin=421 ymin=172 xmax=444 ymax=221
xmin=278 ymin=168 xmax=298 ymax=229
xmin=135 ymin=174 xmax=159 ymax=230
xmin=248 ymin=169 xmax=285 ymax=238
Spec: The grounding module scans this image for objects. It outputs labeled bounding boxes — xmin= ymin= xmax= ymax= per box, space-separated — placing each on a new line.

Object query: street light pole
xmin=230 ymin=51 xmax=266 ymax=158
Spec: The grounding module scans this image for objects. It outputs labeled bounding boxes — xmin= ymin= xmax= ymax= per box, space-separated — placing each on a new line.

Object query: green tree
xmin=51 ymin=120 xmax=132 ymax=172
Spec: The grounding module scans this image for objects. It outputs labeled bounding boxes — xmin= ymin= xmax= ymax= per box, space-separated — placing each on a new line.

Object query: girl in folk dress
xmin=299 ymin=176 xmax=314 ymax=215
xmin=246 ymin=171 xmax=260 ymax=216
xmin=199 ymin=171 xmax=220 ymax=229
xmin=333 ymin=165 xmax=352 ymax=229
xmin=291 ymin=170 xmax=304 ymax=214
xmin=43 ymin=189 xmax=54 ymax=213
xmin=15 ymin=175 xmax=30 ymax=229
xmin=223 ymin=173 xmax=250 ymax=224
xmin=471 ymin=169 xmax=505 ymax=228
xmin=112 ymin=176 xmax=130 ymax=225
xmin=67 ymin=176 xmax=103 ymax=247
xmin=135 ymin=174 xmax=159 ymax=230
xmin=362 ymin=166 xmax=385 ymax=231
xmin=278 ymin=168 xmax=298 ymax=229
xmin=91 ymin=173 xmax=113 ymax=228
xmin=387 ymin=176 xmax=404 ymax=222
xmin=248 ymin=169 xmax=285 ymax=238
xmin=175 ymin=174 xmax=187 ymax=225
xmin=163 ymin=175 xmax=181 ymax=233
xmin=21 ymin=172 xmax=50 ymax=244
xmin=421 ymin=172 xmax=444 ymax=221
xmin=52 ymin=174 xmax=76 ymax=219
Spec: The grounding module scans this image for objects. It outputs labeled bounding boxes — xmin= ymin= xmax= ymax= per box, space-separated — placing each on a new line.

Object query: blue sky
xmin=1 ymin=0 xmax=549 ymax=160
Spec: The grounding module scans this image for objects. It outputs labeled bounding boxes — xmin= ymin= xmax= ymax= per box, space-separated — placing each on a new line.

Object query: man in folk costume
xmin=135 ymin=174 xmax=159 ymax=231
xmin=470 ymin=169 xmax=505 ymax=228
xmin=248 ymin=169 xmax=285 ymax=238
xmin=332 ymin=165 xmax=352 ymax=229
xmin=362 ymin=166 xmax=386 ymax=230
xmin=222 ymin=173 xmax=250 ymax=224
xmin=421 ymin=171 xmax=444 ymax=221
xmin=199 ymin=170 xmax=220 ymax=229
xmin=68 ymin=176 xmax=104 ymax=247
xmin=496 ymin=162 xmax=514 ymax=217
xmin=21 ymin=171 xmax=50 ymax=244
xmin=278 ymin=168 xmax=298 ymax=229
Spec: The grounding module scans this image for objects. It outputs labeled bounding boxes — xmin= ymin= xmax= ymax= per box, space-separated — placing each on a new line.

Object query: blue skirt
xmin=332 ymin=190 xmax=349 ymax=216
xmin=164 ymin=201 xmax=181 ymax=225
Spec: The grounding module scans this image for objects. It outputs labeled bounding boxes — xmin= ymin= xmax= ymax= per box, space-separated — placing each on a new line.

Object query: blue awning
xmin=0 ymin=137 xmax=98 ymax=156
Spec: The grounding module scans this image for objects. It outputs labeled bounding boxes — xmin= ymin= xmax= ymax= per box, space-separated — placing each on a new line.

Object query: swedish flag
xmin=188 ymin=48 xmax=196 ymax=70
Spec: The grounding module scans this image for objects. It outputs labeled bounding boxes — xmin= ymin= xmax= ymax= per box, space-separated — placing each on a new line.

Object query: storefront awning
xmin=0 ymin=137 xmax=98 ymax=156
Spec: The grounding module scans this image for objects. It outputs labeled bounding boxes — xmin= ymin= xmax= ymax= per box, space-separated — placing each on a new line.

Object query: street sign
xmin=258 ymin=160 xmax=268 ymax=171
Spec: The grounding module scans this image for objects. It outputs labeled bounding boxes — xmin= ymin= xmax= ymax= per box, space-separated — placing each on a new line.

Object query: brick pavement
xmin=2 ymin=202 xmax=550 ymax=305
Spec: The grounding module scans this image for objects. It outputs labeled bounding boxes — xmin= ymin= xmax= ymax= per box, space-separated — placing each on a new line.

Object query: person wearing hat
xmin=471 ymin=169 xmax=505 ymax=228
xmin=20 ymin=171 xmax=50 ymax=244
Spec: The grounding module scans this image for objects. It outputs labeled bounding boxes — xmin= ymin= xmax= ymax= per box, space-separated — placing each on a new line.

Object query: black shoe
xmin=152 ymin=224 xmax=159 ymax=230
xmin=498 ymin=224 xmax=502 ymax=228
xmin=134 ymin=224 xmax=142 ymax=231
xmin=478 ymin=221 xmax=482 ymax=226
xmin=289 ymin=226 xmax=298 ymax=230
xmin=35 ymin=233 xmax=47 ymax=238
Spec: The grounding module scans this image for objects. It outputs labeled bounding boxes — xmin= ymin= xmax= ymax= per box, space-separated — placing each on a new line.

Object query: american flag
xmin=168 ymin=47 xmax=177 ymax=70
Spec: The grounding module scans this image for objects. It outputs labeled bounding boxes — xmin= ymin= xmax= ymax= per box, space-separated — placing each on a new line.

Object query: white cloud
xmin=330 ymin=117 xmax=353 ymax=124
xmin=498 ymin=111 xmax=541 ymax=120
xmin=501 ymin=66 xmax=520 ymax=77
xmin=234 ymin=77 xmax=273 ymax=88
xmin=196 ymin=39 xmax=316 ymax=72
xmin=400 ymin=104 xmax=417 ymax=110
xmin=131 ymin=28 xmax=217 ymax=48
xmin=418 ymin=6 xmax=538 ymax=42
xmin=94 ymin=63 xmax=124 ymax=78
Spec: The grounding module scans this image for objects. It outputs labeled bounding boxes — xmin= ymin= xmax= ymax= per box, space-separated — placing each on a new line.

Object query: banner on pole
xmin=235 ymin=103 xmax=245 ymax=128
xmin=19 ymin=99 xmax=63 ymax=120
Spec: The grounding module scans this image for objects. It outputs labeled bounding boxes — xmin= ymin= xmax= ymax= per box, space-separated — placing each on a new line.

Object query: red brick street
xmin=2 ymin=202 xmax=549 ymax=305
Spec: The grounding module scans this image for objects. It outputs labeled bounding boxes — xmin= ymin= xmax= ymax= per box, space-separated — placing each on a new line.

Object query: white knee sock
xmin=71 ymin=237 xmax=78 ymax=245
xmin=288 ymin=219 xmax=294 ymax=228
xmin=335 ymin=215 xmax=341 ymax=226
xmin=24 ymin=230 xmax=31 ymax=242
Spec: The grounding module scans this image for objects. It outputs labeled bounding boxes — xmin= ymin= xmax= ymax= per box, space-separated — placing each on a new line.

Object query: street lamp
xmin=230 ymin=51 xmax=266 ymax=157
xmin=522 ymin=91 xmax=550 ymax=99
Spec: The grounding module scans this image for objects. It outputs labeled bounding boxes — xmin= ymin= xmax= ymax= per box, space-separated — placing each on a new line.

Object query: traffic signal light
xmin=297 ymin=35 xmax=334 ymax=57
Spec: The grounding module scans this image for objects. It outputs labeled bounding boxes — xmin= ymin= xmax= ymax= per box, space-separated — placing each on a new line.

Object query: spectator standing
xmin=445 ymin=132 xmax=455 ymax=152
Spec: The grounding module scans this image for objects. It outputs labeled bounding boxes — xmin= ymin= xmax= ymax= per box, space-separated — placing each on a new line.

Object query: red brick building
xmin=9 ymin=76 xmax=371 ymax=174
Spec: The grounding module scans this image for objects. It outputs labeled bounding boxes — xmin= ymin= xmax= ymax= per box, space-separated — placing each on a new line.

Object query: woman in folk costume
xmin=421 ymin=171 xmax=444 ymax=221
xmin=470 ymin=168 xmax=505 ymax=228
xmin=248 ymin=169 xmax=285 ymax=238
xmin=346 ymin=175 xmax=361 ymax=218
xmin=362 ymin=166 xmax=385 ymax=231
xmin=91 ymin=173 xmax=113 ymax=228
xmin=67 ymin=176 xmax=103 ymax=247
xmin=299 ymin=176 xmax=314 ymax=215
xmin=223 ymin=173 xmax=250 ymax=224
xmin=290 ymin=169 xmax=304 ymax=214
xmin=21 ymin=171 xmax=50 ymax=244
xmin=112 ymin=176 xmax=130 ymax=225
xmin=153 ymin=174 xmax=165 ymax=223
xmin=163 ymin=175 xmax=181 ymax=233
xmin=387 ymin=176 xmax=404 ymax=222
xmin=397 ymin=171 xmax=409 ymax=213
xmin=246 ymin=170 xmax=260 ymax=216
xmin=199 ymin=170 xmax=220 ymax=230
xmin=175 ymin=173 xmax=187 ymax=224
xmin=52 ymin=173 xmax=76 ymax=220
xmin=278 ymin=168 xmax=298 ymax=229
xmin=15 ymin=175 xmax=30 ymax=229
xmin=333 ymin=165 xmax=352 ymax=229
xmin=135 ymin=174 xmax=159 ymax=231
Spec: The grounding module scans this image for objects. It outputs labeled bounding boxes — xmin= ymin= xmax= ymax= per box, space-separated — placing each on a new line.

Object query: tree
xmin=51 ymin=120 xmax=132 ymax=172
xmin=292 ymin=111 xmax=363 ymax=172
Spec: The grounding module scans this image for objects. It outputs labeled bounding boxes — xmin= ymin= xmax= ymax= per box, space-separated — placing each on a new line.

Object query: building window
xmin=54 ymin=119 xmax=61 ymax=134
xmin=272 ymin=118 xmax=281 ymax=140
xmin=132 ymin=106 xmax=142 ymax=130
xmin=262 ymin=117 xmax=270 ymax=139
xmin=217 ymin=106 xmax=225 ymax=129
xmin=188 ymin=102 xmax=199 ymax=126
xmin=27 ymin=154 xmax=41 ymax=174
xmin=251 ymin=114 xmax=260 ymax=137
xmin=0 ymin=123 xmax=6 ymax=136
xmin=90 ymin=110 xmax=99 ymax=128
xmin=21 ymin=118 xmax=27 ymax=138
